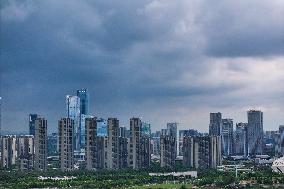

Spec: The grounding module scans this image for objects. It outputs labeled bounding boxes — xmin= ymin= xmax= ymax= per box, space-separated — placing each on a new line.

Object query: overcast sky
xmin=1 ymin=0 xmax=284 ymax=133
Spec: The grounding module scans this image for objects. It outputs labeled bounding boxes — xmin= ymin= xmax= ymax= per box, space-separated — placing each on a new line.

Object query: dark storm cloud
xmin=1 ymin=0 xmax=283 ymax=132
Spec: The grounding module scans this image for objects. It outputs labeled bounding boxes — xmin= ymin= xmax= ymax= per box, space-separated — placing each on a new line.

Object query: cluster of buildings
xmin=0 ymin=91 xmax=283 ymax=172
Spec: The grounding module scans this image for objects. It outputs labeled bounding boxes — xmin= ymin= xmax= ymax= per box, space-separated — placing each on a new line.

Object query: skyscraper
xmin=77 ymin=89 xmax=89 ymax=115
xmin=106 ymin=118 xmax=120 ymax=170
xmin=221 ymin=118 xmax=234 ymax=156
xmin=235 ymin=123 xmax=248 ymax=156
xmin=178 ymin=129 xmax=199 ymax=156
xmin=17 ymin=135 xmax=34 ymax=171
xmin=160 ymin=123 xmax=177 ymax=168
xmin=66 ymin=95 xmax=81 ymax=150
xmin=85 ymin=117 xmax=98 ymax=170
xmin=183 ymin=135 xmax=222 ymax=169
xmin=97 ymin=118 xmax=107 ymax=137
xmin=1 ymin=135 xmax=17 ymax=169
xmin=128 ymin=118 xmax=151 ymax=169
xmin=34 ymin=117 xmax=48 ymax=171
xmin=77 ymin=89 xmax=89 ymax=149
xmin=29 ymin=114 xmax=38 ymax=136
xmin=209 ymin=112 xmax=222 ymax=136
xmin=0 ymin=97 xmax=2 ymax=136
xmin=58 ymin=118 xmax=74 ymax=171
xmin=247 ymin=110 xmax=263 ymax=156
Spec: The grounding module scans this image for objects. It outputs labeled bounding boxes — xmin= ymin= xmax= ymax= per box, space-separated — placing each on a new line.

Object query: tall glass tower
xmin=29 ymin=114 xmax=38 ymax=136
xmin=77 ymin=89 xmax=89 ymax=115
xmin=66 ymin=95 xmax=81 ymax=150
xmin=77 ymin=89 xmax=89 ymax=149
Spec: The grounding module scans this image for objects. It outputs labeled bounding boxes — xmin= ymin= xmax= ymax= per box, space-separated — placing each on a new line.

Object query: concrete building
xmin=1 ymin=135 xmax=17 ymax=169
xmin=247 ymin=110 xmax=263 ymax=156
xmin=29 ymin=114 xmax=38 ymax=136
xmin=34 ymin=117 xmax=48 ymax=171
xmin=85 ymin=117 xmax=99 ymax=170
xmin=128 ymin=118 xmax=151 ymax=169
xmin=151 ymin=131 xmax=161 ymax=156
xmin=276 ymin=125 xmax=284 ymax=156
xmin=209 ymin=112 xmax=222 ymax=136
xmin=221 ymin=119 xmax=234 ymax=156
xmin=105 ymin=118 xmax=120 ymax=170
xmin=66 ymin=95 xmax=81 ymax=151
xmin=47 ymin=133 xmax=58 ymax=156
xmin=178 ymin=129 xmax=199 ymax=156
xmin=160 ymin=124 xmax=177 ymax=168
xmin=97 ymin=118 xmax=107 ymax=137
xmin=58 ymin=118 xmax=74 ymax=171
xmin=234 ymin=123 xmax=248 ymax=156
xmin=17 ymin=135 xmax=34 ymax=171
xmin=183 ymin=136 xmax=222 ymax=169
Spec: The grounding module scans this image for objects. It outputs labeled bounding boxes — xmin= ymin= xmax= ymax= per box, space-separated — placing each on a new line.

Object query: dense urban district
xmin=0 ymin=89 xmax=284 ymax=188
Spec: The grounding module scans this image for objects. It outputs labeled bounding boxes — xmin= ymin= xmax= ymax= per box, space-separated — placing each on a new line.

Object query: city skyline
xmin=1 ymin=1 xmax=284 ymax=133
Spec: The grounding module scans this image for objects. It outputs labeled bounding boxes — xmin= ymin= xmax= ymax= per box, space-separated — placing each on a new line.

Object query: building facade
xmin=234 ymin=123 xmax=248 ymax=156
xmin=1 ymin=135 xmax=17 ymax=169
xmin=221 ymin=119 xmax=234 ymax=156
xmin=105 ymin=118 xmax=120 ymax=170
xmin=17 ymin=135 xmax=34 ymax=171
xmin=160 ymin=125 xmax=177 ymax=168
xmin=58 ymin=118 xmax=74 ymax=171
xmin=34 ymin=117 xmax=48 ymax=171
xmin=209 ymin=112 xmax=222 ymax=136
xmin=178 ymin=129 xmax=199 ymax=156
xmin=29 ymin=114 xmax=38 ymax=136
xmin=66 ymin=95 xmax=81 ymax=151
xmin=128 ymin=118 xmax=151 ymax=169
xmin=183 ymin=136 xmax=222 ymax=169
xmin=247 ymin=110 xmax=263 ymax=156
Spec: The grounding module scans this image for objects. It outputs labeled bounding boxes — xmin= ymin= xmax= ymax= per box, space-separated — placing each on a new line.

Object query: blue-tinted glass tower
xmin=29 ymin=114 xmax=38 ymax=136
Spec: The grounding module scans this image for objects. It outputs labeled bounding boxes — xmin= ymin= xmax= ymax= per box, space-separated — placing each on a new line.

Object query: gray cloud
xmin=1 ymin=0 xmax=284 ymax=133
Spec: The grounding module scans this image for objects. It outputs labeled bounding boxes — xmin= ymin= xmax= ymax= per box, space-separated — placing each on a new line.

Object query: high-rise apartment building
xmin=17 ymin=135 xmax=34 ymax=171
xmin=97 ymin=118 xmax=107 ymax=137
xmin=151 ymin=131 xmax=161 ymax=156
xmin=247 ymin=110 xmax=263 ymax=155
xmin=234 ymin=123 xmax=248 ymax=156
xmin=34 ymin=117 xmax=48 ymax=171
xmin=29 ymin=114 xmax=38 ymax=136
xmin=160 ymin=124 xmax=177 ymax=168
xmin=1 ymin=135 xmax=17 ymax=169
xmin=105 ymin=118 xmax=120 ymax=170
xmin=58 ymin=118 xmax=74 ymax=171
xmin=66 ymin=95 xmax=81 ymax=150
xmin=47 ymin=133 xmax=58 ymax=156
xmin=178 ymin=129 xmax=199 ymax=156
xmin=209 ymin=112 xmax=222 ymax=136
xmin=276 ymin=125 xmax=284 ymax=155
xmin=183 ymin=136 xmax=222 ymax=169
xmin=0 ymin=97 xmax=2 ymax=137
xmin=221 ymin=119 xmax=234 ymax=156
xmin=128 ymin=118 xmax=151 ymax=169
xmin=85 ymin=117 xmax=99 ymax=170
